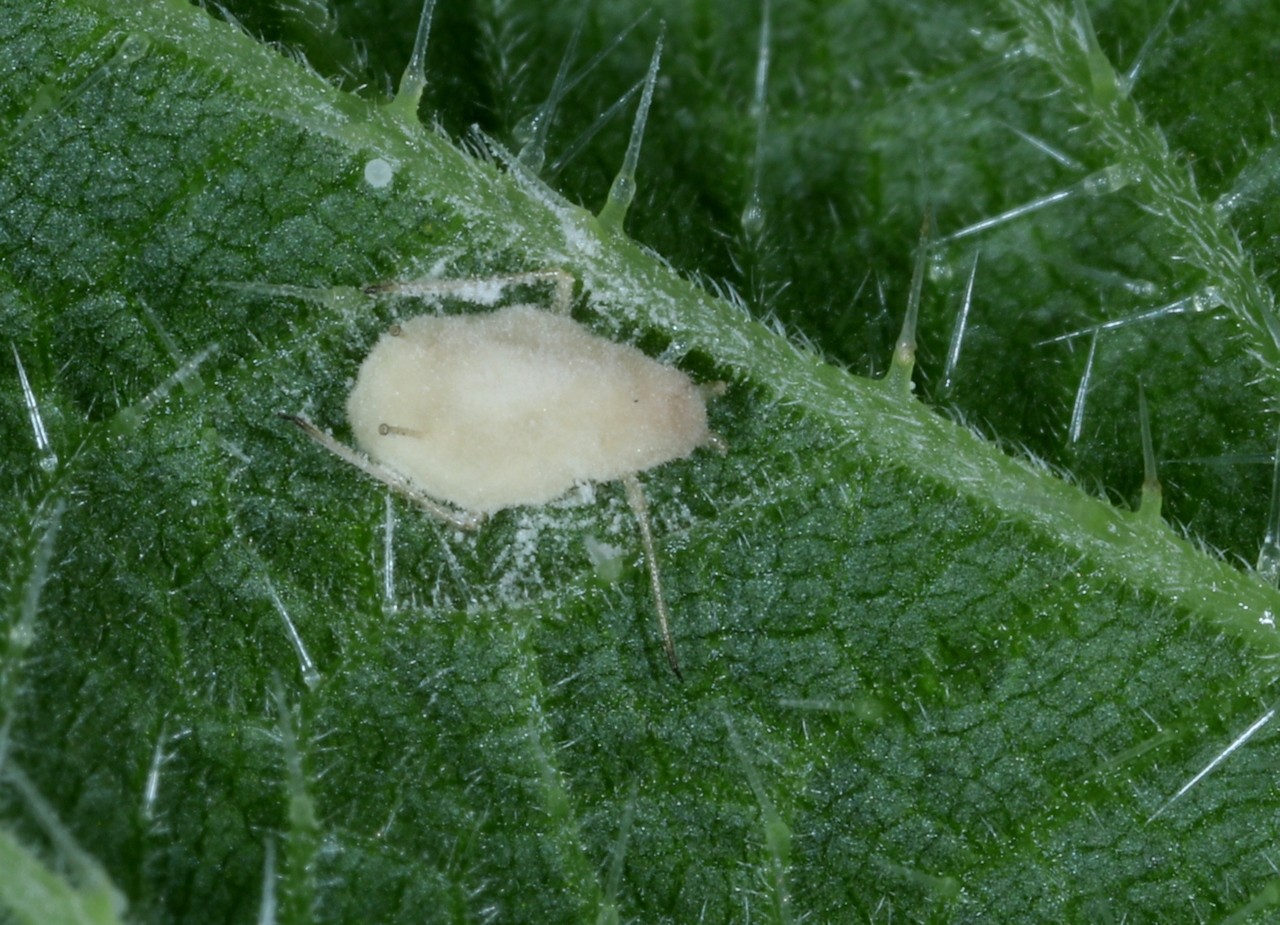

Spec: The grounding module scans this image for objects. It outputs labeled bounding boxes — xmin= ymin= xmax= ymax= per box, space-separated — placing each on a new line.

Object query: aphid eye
xmin=380 ymin=424 xmax=423 ymax=438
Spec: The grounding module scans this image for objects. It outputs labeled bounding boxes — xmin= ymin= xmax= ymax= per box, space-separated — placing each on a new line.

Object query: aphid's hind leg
xmin=623 ymin=474 xmax=683 ymax=680
xmin=281 ymin=414 xmax=484 ymax=531
xmin=363 ymin=269 xmax=576 ymax=315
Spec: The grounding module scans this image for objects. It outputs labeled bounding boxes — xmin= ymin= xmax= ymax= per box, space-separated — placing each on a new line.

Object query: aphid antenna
xmin=281 ymin=414 xmax=483 ymax=531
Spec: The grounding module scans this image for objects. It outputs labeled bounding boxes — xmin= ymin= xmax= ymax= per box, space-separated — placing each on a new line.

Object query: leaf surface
xmin=4 ymin=1 xmax=1280 ymax=923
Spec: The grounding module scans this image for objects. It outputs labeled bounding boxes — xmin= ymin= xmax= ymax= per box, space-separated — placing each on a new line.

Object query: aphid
xmin=284 ymin=271 xmax=720 ymax=678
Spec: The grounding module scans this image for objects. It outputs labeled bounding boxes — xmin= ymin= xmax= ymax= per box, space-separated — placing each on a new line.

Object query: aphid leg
xmin=280 ymin=414 xmax=483 ymax=531
xmin=622 ymin=474 xmax=683 ymax=680
xmin=540 ymin=269 xmax=575 ymax=315
xmin=364 ymin=269 xmax=576 ymax=315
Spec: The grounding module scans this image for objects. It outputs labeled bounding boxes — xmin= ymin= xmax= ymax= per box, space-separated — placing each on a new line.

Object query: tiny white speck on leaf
xmin=364 ymin=157 xmax=395 ymax=189
xmin=585 ymin=536 xmax=626 ymax=583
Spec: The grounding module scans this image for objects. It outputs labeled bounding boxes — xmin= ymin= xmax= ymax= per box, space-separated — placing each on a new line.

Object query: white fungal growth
xmin=585 ymin=535 xmax=626 ymax=583
xmin=346 ymin=305 xmax=711 ymax=512
xmin=286 ymin=275 xmax=720 ymax=678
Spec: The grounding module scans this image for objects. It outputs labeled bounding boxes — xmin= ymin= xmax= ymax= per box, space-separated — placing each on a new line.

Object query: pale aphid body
xmin=285 ymin=285 xmax=719 ymax=679
xmin=346 ymin=304 xmax=712 ymax=513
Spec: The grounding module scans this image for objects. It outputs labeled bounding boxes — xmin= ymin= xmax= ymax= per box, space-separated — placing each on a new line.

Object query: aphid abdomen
xmin=347 ymin=305 xmax=711 ymax=512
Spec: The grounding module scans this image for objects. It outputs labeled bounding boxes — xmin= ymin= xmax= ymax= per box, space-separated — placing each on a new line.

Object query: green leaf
xmin=5 ymin=0 xmax=1280 ymax=922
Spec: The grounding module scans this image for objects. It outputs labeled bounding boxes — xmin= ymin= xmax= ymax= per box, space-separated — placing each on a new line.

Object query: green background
xmin=5 ymin=0 xmax=1280 ymax=922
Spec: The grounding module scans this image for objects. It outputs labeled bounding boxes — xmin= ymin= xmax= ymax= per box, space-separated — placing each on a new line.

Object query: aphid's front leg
xmin=281 ymin=414 xmax=484 ymax=531
xmin=363 ymin=269 xmax=576 ymax=316
xmin=623 ymin=474 xmax=683 ymax=680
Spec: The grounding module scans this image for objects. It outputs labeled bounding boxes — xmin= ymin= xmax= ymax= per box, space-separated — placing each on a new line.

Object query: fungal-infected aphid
xmin=285 ymin=271 xmax=720 ymax=678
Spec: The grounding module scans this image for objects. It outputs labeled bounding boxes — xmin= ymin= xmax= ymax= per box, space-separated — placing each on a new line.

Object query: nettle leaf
xmin=4 ymin=0 xmax=1280 ymax=922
